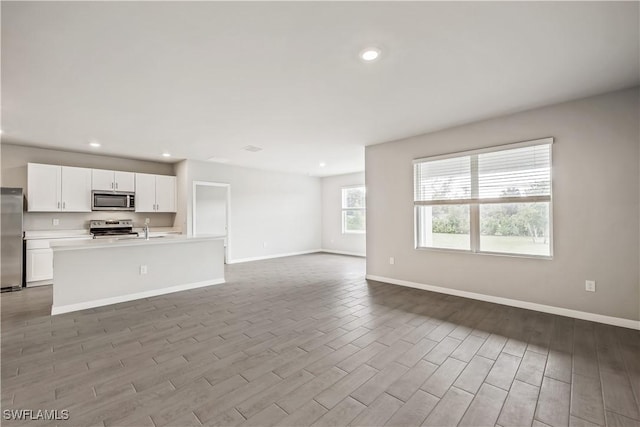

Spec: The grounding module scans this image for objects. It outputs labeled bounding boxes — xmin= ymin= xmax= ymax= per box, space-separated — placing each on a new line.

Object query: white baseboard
xmin=26 ymin=280 xmax=53 ymax=287
xmin=366 ymin=274 xmax=640 ymax=330
xmin=51 ymin=279 xmax=225 ymax=315
xmin=321 ymin=249 xmax=366 ymax=257
xmin=227 ymin=249 xmax=323 ymax=264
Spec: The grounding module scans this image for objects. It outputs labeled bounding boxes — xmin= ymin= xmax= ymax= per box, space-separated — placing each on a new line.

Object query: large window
xmin=342 ymin=186 xmax=366 ymax=233
xmin=414 ymin=138 xmax=552 ymax=257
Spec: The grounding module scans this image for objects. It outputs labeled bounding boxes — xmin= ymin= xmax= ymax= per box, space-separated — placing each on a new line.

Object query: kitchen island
xmin=50 ymin=235 xmax=225 ymax=315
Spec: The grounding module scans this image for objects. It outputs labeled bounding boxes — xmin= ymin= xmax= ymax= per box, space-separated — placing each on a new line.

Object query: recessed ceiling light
xmin=319 ymin=162 xmax=327 ymax=167
xmin=162 ymin=152 xmax=171 ymax=157
xmin=89 ymin=140 xmax=101 ymax=148
xmin=360 ymin=47 xmax=381 ymax=62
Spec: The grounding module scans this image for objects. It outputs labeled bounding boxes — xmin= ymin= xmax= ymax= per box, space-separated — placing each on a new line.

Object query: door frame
xmin=192 ymin=181 xmax=230 ymax=263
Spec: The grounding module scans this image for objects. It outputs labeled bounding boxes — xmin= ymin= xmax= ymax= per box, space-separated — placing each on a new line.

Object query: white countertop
xmin=24 ymin=227 xmax=183 ymax=240
xmin=24 ymin=229 xmax=91 ymax=240
xmin=50 ymin=234 xmax=224 ymax=251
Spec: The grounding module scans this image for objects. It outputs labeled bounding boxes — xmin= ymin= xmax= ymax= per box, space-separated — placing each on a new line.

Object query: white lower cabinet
xmin=26 ymin=239 xmax=53 ymax=285
xmin=26 ymin=248 xmax=53 ymax=285
xmin=26 ymin=237 xmax=92 ymax=286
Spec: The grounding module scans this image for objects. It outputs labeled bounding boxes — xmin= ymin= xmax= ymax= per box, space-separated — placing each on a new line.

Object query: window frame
xmin=413 ymin=137 xmax=554 ymax=259
xmin=341 ymin=185 xmax=366 ymax=234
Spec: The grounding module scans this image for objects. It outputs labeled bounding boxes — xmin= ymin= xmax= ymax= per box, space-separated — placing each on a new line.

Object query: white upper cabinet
xmin=28 ymin=163 xmax=174 ymax=213
xmin=92 ymin=169 xmax=115 ymax=191
xmin=28 ymin=164 xmax=91 ymax=212
xmin=135 ymin=173 xmax=176 ymax=213
xmin=92 ymin=169 xmax=135 ymax=192
xmin=61 ymin=166 xmax=92 ymax=211
xmin=28 ymin=163 xmax=61 ymax=211
xmin=155 ymin=175 xmax=176 ymax=213
xmin=135 ymin=173 xmax=157 ymax=212
xmin=114 ymin=171 xmax=135 ymax=192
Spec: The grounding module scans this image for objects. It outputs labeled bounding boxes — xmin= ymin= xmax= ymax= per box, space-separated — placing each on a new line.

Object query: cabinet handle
xmin=62 ymin=202 xmax=66 ymax=209
xmin=57 ymin=202 xmax=60 ymax=209
xmin=115 ymin=182 xmax=118 ymax=189
xmin=111 ymin=182 xmax=114 ymax=189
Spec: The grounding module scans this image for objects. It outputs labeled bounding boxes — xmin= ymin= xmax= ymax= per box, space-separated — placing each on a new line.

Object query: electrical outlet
xmin=140 ymin=265 xmax=148 ymax=275
xmin=52 ymin=218 xmax=59 ymax=226
xmin=145 ymin=218 xmax=150 ymax=224
xmin=389 ymin=257 xmax=395 ymax=265
xmin=585 ymin=280 xmax=596 ymax=292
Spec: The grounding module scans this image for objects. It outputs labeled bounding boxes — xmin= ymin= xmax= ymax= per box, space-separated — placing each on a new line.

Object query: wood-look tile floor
xmin=1 ymin=253 xmax=639 ymax=427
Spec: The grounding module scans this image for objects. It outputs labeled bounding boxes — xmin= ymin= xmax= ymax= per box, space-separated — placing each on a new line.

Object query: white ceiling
xmin=2 ymin=1 xmax=638 ymax=176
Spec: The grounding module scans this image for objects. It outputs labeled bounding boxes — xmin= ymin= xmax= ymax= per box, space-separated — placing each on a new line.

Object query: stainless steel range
xmin=90 ymin=219 xmax=139 ymax=239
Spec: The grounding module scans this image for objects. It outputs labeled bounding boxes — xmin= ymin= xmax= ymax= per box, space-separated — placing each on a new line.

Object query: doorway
xmin=193 ymin=181 xmax=230 ymax=263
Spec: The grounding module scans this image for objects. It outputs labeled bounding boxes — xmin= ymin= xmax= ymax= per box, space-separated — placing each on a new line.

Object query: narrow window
xmin=342 ymin=186 xmax=366 ymax=234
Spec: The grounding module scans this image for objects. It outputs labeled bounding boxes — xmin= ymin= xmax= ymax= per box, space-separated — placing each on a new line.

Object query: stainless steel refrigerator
xmin=1 ymin=187 xmax=24 ymax=291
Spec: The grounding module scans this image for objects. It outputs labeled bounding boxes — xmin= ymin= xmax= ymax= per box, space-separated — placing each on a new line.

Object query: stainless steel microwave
xmin=91 ymin=191 xmax=135 ymax=211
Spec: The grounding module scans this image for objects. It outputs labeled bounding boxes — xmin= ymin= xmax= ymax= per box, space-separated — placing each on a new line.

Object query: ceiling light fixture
xmin=162 ymin=152 xmax=171 ymax=158
xmin=319 ymin=162 xmax=326 ymax=167
xmin=89 ymin=140 xmax=101 ymax=148
xmin=360 ymin=47 xmax=381 ymax=62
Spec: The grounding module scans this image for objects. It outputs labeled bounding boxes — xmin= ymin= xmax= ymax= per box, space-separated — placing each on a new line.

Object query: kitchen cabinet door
xmin=61 ymin=166 xmax=92 ymax=212
xmin=135 ymin=173 xmax=157 ymax=212
xmin=27 ymin=163 xmax=61 ymax=211
xmin=155 ymin=175 xmax=176 ymax=212
xmin=114 ymin=171 xmax=135 ymax=192
xmin=92 ymin=169 xmax=115 ymax=191
xmin=26 ymin=249 xmax=53 ymax=283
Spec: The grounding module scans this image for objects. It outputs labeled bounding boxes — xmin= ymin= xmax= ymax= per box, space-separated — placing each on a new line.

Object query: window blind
xmin=478 ymin=144 xmax=551 ymax=199
xmin=414 ymin=156 xmax=471 ymax=202
xmin=414 ymin=138 xmax=552 ymax=205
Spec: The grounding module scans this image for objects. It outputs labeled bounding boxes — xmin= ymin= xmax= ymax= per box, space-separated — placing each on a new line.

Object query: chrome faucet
xmin=143 ymin=223 xmax=150 ymax=240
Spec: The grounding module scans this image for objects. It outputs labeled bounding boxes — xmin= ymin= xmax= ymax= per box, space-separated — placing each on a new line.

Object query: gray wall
xmin=175 ymin=159 xmax=322 ymax=262
xmin=0 ymin=143 xmax=176 ymax=230
xmin=321 ymin=172 xmax=366 ymax=256
xmin=365 ymin=88 xmax=640 ymax=321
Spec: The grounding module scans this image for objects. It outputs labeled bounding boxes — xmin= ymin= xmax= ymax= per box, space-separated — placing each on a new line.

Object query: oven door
xmin=92 ymin=192 xmax=134 ymax=211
